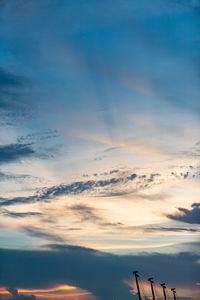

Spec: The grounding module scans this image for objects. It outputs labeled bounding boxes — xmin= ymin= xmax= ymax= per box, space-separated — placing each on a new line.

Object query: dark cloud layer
xmin=0 ymin=245 xmax=199 ymax=300
xmin=167 ymin=203 xmax=200 ymax=224
xmin=0 ymin=143 xmax=35 ymax=164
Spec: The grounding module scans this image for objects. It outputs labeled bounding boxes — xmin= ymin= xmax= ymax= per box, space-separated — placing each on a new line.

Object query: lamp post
xmin=148 ymin=277 xmax=155 ymax=300
xmin=133 ymin=271 xmax=142 ymax=300
xmin=161 ymin=283 xmax=167 ymax=300
xmin=171 ymin=288 xmax=176 ymax=300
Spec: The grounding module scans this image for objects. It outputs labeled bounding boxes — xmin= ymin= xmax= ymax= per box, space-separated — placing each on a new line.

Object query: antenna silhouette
xmin=148 ymin=277 xmax=155 ymax=300
xmin=133 ymin=271 xmax=142 ymax=300
xmin=171 ymin=288 xmax=177 ymax=300
xmin=161 ymin=283 xmax=167 ymax=300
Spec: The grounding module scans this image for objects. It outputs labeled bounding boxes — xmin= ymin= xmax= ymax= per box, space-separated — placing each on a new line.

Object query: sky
xmin=0 ymin=0 xmax=200 ymax=299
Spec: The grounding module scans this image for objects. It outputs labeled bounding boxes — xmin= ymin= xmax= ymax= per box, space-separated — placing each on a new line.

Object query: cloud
xmin=109 ymin=169 xmax=119 ymax=174
xmin=0 ymin=68 xmax=26 ymax=91
xmin=7 ymin=288 xmax=36 ymax=300
xmin=68 ymin=203 xmax=122 ymax=228
xmin=147 ymin=173 xmax=160 ymax=182
xmin=167 ymin=203 xmax=200 ymax=224
xmin=0 ymin=171 xmax=32 ymax=181
xmin=0 ymin=246 xmax=199 ymax=300
xmin=0 ymin=141 xmax=58 ymax=166
xmin=16 ymin=130 xmax=59 ymax=144
xmin=0 ymin=171 xmax=40 ymax=184
xmin=69 ymin=204 xmax=102 ymax=223
xmin=113 ymin=224 xmax=200 ymax=235
xmin=174 ymin=0 xmax=200 ymax=11
xmin=1 ymin=209 xmax=41 ymax=218
xmin=96 ymin=191 xmax=131 ymax=198
xmin=0 ymin=173 xmax=138 ymax=206
xmin=145 ymin=226 xmax=200 ymax=233
xmin=0 ymin=68 xmax=30 ymax=120
xmin=0 ymin=164 xmax=198 ymax=207
xmin=22 ymin=226 xmax=64 ymax=242
xmin=0 ymin=195 xmax=37 ymax=207
xmin=0 ymin=143 xmax=35 ymax=164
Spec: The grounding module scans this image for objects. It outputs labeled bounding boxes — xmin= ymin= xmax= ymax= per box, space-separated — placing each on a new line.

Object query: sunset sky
xmin=0 ymin=0 xmax=200 ymax=299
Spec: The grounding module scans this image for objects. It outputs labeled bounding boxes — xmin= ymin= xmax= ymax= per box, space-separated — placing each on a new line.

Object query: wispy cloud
xmin=1 ymin=209 xmax=42 ymax=218
xmin=22 ymin=226 xmax=64 ymax=242
xmin=0 ymin=171 xmax=31 ymax=181
xmin=68 ymin=203 xmax=122 ymax=228
xmin=0 ymin=67 xmax=28 ymax=99
xmin=17 ymin=130 xmax=59 ymax=144
xmin=145 ymin=226 xmax=200 ymax=233
xmin=0 ymin=67 xmax=31 ymax=126
xmin=69 ymin=204 xmax=102 ymax=223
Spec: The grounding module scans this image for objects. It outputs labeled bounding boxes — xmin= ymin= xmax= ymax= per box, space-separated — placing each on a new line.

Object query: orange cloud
xmin=0 ymin=285 xmax=94 ymax=300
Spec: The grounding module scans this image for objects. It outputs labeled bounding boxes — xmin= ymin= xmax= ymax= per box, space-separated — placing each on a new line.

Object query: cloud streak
xmin=1 ymin=209 xmax=41 ymax=218
xmin=22 ymin=226 xmax=64 ymax=242
xmin=0 ymin=171 xmax=32 ymax=181
xmin=145 ymin=226 xmax=200 ymax=233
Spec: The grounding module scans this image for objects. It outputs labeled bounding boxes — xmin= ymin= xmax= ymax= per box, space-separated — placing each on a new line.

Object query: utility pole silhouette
xmin=161 ymin=283 xmax=167 ymax=300
xmin=133 ymin=271 xmax=142 ymax=300
xmin=148 ymin=277 xmax=155 ymax=300
xmin=171 ymin=288 xmax=177 ymax=300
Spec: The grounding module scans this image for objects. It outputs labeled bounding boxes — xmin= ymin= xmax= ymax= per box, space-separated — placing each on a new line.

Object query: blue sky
xmin=0 ymin=1 xmax=200 ymax=299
